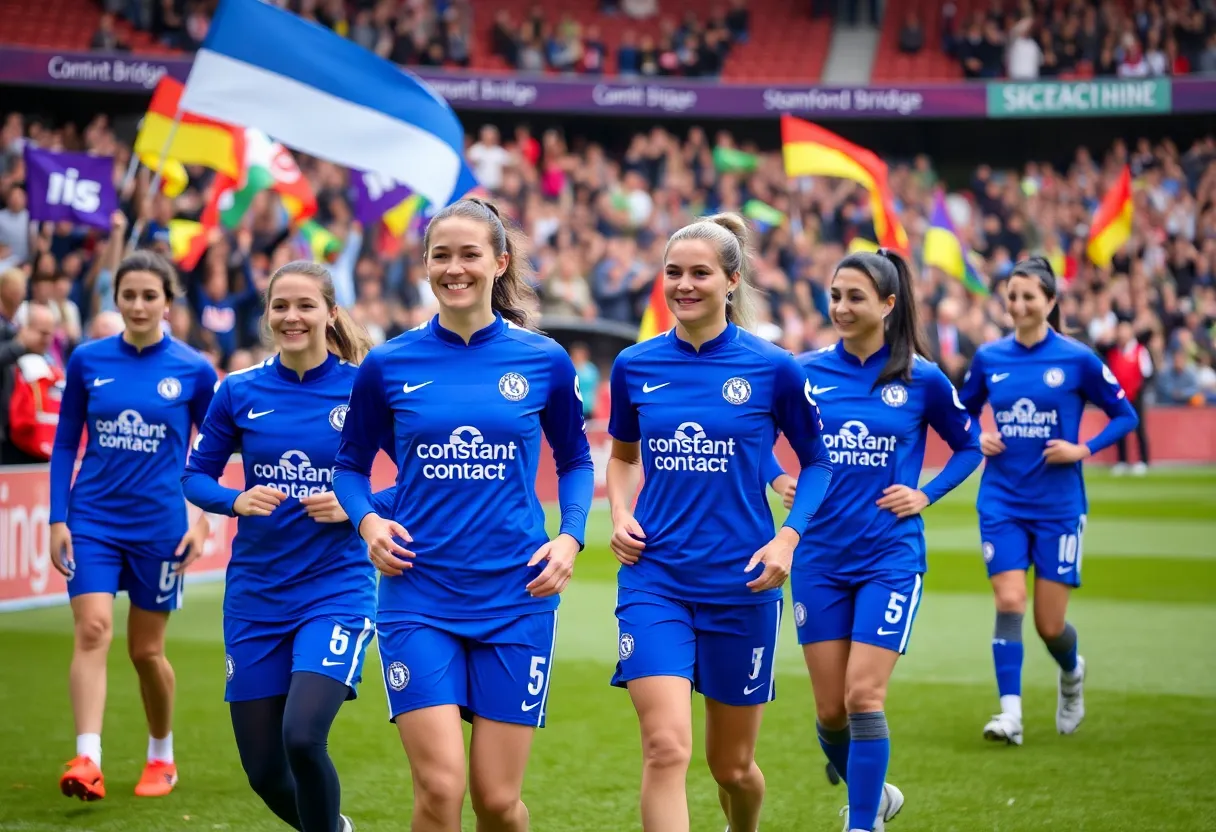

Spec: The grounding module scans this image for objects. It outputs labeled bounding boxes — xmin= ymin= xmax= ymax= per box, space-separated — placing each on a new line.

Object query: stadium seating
xmin=872 ymin=0 xmax=973 ymax=81
xmin=0 ymin=0 xmax=173 ymax=52
xmin=470 ymin=0 xmax=832 ymax=81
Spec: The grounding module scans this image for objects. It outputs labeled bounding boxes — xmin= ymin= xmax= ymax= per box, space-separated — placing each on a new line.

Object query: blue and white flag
xmin=23 ymin=146 xmax=117 ymax=230
xmin=179 ymin=0 xmax=474 ymax=208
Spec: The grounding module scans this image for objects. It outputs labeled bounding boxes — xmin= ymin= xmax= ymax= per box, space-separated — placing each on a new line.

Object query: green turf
xmin=2 ymin=467 xmax=1214 ymax=830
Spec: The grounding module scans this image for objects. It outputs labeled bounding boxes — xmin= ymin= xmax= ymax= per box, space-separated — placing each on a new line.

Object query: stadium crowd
xmin=939 ymin=0 xmax=1216 ymax=78
xmin=1 ymin=106 xmax=1215 ymax=463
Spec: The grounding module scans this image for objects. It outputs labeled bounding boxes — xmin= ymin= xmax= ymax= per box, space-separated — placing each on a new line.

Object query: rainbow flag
xmin=636 ymin=275 xmax=673 ymax=342
xmin=780 ymin=114 xmax=909 ymax=254
xmin=924 ymin=190 xmax=988 ymax=295
xmin=1086 ymin=166 xmax=1133 ymax=268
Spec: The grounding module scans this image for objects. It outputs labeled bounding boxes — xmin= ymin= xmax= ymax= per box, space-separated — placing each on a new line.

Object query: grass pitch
xmin=2 ymin=467 xmax=1214 ymax=831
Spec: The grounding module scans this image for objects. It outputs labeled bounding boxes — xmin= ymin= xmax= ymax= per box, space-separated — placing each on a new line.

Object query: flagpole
xmin=118 ymin=151 xmax=141 ymax=200
xmin=126 ymin=110 xmax=183 ymax=252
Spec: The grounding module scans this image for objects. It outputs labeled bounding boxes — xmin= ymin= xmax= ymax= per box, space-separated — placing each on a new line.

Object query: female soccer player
xmin=181 ymin=261 xmax=395 ymax=832
xmin=606 ymin=214 xmax=833 ymax=832
xmin=49 ymin=250 xmax=216 ymax=801
xmin=791 ymin=249 xmax=982 ymax=832
xmin=959 ymin=256 xmax=1137 ymax=746
xmin=333 ymin=198 xmax=594 ymax=832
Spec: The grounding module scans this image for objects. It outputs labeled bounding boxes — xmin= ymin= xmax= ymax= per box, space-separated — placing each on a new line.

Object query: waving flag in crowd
xmin=179 ymin=0 xmax=478 ymax=209
xmin=636 ymin=275 xmax=674 ymax=342
xmin=924 ymin=189 xmax=989 ymax=295
xmin=780 ymin=114 xmax=909 ymax=255
xmin=134 ymin=76 xmax=242 ymax=179
xmin=1086 ymin=165 xmax=1133 ymax=268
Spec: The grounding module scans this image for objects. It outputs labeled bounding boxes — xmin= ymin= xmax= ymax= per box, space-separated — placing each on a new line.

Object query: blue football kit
xmin=793 ymin=343 xmax=982 ymax=654
xmin=333 ymin=314 xmax=594 ymax=728
xmin=607 ymin=323 xmax=833 ymax=706
xmin=50 ymin=334 xmax=217 ymax=612
xmin=959 ymin=329 xmax=1137 ymax=587
xmin=182 ymin=353 xmax=395 ymax=702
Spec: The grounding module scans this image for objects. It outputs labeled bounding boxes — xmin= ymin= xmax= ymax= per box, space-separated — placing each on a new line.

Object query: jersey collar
xmin=117 ymin=333 xmax=169 ymax=357
xmin=669 ymin=321 xmax=738 ymax=357
xmin=430 ymin=312 xmax=505 ymax=347
xmin=272 ymin=351 xmax=339 ymax=383
xmin=834 ymin=339 xmax=890 ymax=368
xmin=1013 ymin=327 xmax=1056 ymax=353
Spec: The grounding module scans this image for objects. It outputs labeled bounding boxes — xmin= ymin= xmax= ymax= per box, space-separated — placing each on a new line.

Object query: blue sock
xmin=816 ymin=721 xmax=850 ymax=785
xmin=846 ymin=712 xmax=889 ymax=832
xmin=1044 ymin=622 xmax=1078 ymax=674
xmin=993 ymin=611 xmax=1024 ymax=698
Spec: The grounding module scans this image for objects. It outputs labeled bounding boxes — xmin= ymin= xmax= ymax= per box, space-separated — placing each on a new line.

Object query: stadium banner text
xmin=3 ymin=407 xmax=1214 ymax=612
xmin=2 ymin=46 xmax=1213 ymax=119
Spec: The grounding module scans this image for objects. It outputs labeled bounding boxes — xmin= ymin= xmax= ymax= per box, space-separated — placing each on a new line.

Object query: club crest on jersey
xmin=387 ymin=661 xmax=410 ymax=691
xmin=499 ymin=372 xmax=529 ymax=401
xmin=329 ymin=404 xmax=349 ymax=431
xmin=225 ymin=654 xmax=235 ymax=682
xmin=881 ymin=383 xmax=908 ymax=407
xmin=619 ymin=633 xmax=635 ymax=661
xmin=1044 ymin=367 xmax=1066 ymax=387
xmin=722 ymin=376 xmax=751 ymax=405
xmin=157 ymin=377 xmax=182 ymax=400
xmin=982 ymin=541 xmax=995 ymax=563
xmin=1102 ymin=364 xmax=1118 ymax=385
xmin=794 ymin=602 xmax=807 ymax=627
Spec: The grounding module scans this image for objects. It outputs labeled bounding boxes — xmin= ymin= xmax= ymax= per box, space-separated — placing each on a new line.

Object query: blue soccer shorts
xmin=66 ymin=534 xmax=184 ymax=612
xmin=980 ymin=514 xmax=1087 ymax=588
xmin=376 ymin=611 xmax=560 ymax=728
xmin=223 ymin=614 xmax=375 ymax=703
xmin=610 ymin=587 xmax=783 ymax=707
xmin=791 ymin=570 xmax=924 ymax=655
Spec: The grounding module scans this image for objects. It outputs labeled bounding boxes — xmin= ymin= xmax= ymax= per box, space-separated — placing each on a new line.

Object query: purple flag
xmin=350 ymin=169 xmax=416 ymax=228
xmin=23 ymin=146 xmax=117 ymax=230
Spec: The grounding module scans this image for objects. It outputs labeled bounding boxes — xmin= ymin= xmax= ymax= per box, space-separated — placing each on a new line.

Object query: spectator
xmin=90 ymin=12 xmax=130 ymax=51
xmin=1007 ymin=18 xmax=1042 ymax=79
xmin=617 ymin=30 xmax=642 ymax=75
xmin=724 ymin=0 xmax=749 ymax=42
xmin=0 ymin=186 xmax=29 ymax=268
xmin=468 ymin=126 xmax=512 ymax=193
xmin=899 ymin=11 xmax=924 ymax=55
xmin=1157 ymin=350 xmax=1202 ymax=406
xmin=622 ymin=0 xmax=657 ymax=21
xmin=568 ymin=341 xmax=600 ymax=419
xmin=0 ymin=302 xmax=55 ymax=465
xmin=0 ymin=267 xmax=25 ymax=326
xmin=1102 ymin=320 xmax=1152 ymax=474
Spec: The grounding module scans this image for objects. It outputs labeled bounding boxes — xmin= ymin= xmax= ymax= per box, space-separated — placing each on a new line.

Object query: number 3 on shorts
xmin=329 ymin=625 xmax=350 ymax=656
xmin=528 ymin=655 xmax=547 ymax=696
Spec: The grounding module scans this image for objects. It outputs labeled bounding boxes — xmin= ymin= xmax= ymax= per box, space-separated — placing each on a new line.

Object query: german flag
xmin=1086 ymin=166 xmax=1133 ymax=268
xmin=133 ymin=76 xmax=242 ymax=178
xmin=636 ymin=274 xmax=673 ymax=342
xmin=780 ymin=114 xmax=909 ymax=254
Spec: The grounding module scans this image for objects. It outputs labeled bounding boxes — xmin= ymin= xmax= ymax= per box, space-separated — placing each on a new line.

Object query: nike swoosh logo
xmin=1057 ymin=566 xmax=1074 ymax=574
xmin=520 ymin=700 xmax=542 ymax=712
xmin=991 ymin=373 xmax=1010 ymax=383
xmin=743 ymin=685 xmax=764 ymax=696
xmin=155 ymin=593 xmax=175 ymax=604
xmin=811 ymin=385 xmax=837 ymax=395
xmin=321 ymin=659 xmax=345 ymax=667
xmin=93 ymin=378 xmax=114 ymax=387
xmin=642 ymin=382 xmax=670 ymax=393
xmin=877 ymin=628 xmax=900 ymax=636
xmin=248 ymin=409 xmax=274 ymax=419
xmin=403 ymin=381 xmax=434 ymax=394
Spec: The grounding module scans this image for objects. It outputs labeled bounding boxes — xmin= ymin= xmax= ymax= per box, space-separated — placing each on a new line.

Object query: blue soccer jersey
xmin=182 ymin=353 xmax=394 ymax=622
xmin=333 ymin=314 xmax=595 ymax=622
xmin=607 ymin=323 xmax=833 ymax=605
xmin=795 ymin=343 xmax=983 ymax=576
xmin=958 ymin=329 xmax=1137 ymax=522
xmin=50 ymin=334 xmax=217 ymax=542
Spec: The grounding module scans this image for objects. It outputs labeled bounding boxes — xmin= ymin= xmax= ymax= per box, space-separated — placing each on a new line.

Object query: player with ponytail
xmin=786 ymin=248 xmax=982 ymax=831
xmin=959 ymin=255 xmax=1136 ymax=748
xmin=333 ymin=198 xmax=594 ymax=832
xmin=605 ymin=213 xmax=833 ymax=832
xmin=183 ymin=260 xmax=394 ymax=832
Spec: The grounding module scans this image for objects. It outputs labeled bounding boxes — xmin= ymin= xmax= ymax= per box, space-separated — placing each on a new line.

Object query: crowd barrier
xmin=2 ymin=407 xmax=1211 ymax=611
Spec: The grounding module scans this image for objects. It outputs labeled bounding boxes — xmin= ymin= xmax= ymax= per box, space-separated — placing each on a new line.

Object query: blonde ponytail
xmin=327 ymin=306 xmax=374 ymax=364
xmin=664 ymin=212 xmax=761 ymax=332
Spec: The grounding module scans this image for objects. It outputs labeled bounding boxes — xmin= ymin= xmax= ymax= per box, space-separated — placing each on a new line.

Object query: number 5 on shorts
xmin=329 ymin=625 xmax=350 ymax=656
xmin=885 ymin=592 xmax=908 ymax=625
xmin=528 ymin=656 xmax=547 ymax=696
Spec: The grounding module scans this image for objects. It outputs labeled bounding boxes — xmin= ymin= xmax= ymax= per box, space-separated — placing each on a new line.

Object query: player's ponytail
xmin=834 ymin=249 xmax=930 ymax=388
xmin=1010 ymin=255 xmax=1061 ymax=331
xmin=423 ymin=197 xmax=539 ymax=330
xmin=265 ymin=260 xmax=374 ymax=364
xmin=665 ymin=212 xmax=762 ymax=332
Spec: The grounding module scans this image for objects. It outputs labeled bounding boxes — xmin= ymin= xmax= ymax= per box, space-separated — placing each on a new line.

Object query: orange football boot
xmin=134 ymin=759 xmax=178 ymax=797
xmin=59 ymin=755 xmax=105 ymax=801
